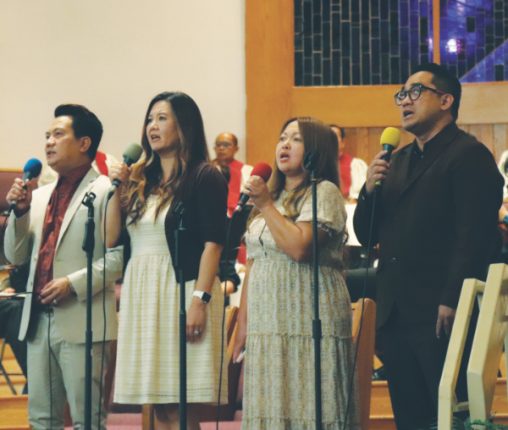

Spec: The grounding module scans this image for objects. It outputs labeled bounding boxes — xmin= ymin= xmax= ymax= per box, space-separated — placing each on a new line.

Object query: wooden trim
xmin=433 ymin=0 xmax=440 ymax=64
xmin=245 ymin=0 xmax=294 ymax=165
xmin=291 ymin=86 xmax=402 ymax=127
xmin=0 ymin=168 xmax=22 ymax=173
xmin=290 ymin=82 xmax=508 ymax=127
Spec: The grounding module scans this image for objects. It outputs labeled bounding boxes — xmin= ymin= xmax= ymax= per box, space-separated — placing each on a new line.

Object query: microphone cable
xmin=97 ymin=190 xmax=114 ymax=429
xmin=341 ymin=189 xmax=378 ymax=430
xmin=48 ymin=310 xmax=54 ymax=427
xmin=215 ymin=209 xmax=238 ymax=430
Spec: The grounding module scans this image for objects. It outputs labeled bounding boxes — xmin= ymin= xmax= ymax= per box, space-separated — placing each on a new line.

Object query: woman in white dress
xmin=108 ymin=92 xmax=228 ymax=429
xmin=233 ymin=117 xmax=360 ymax=429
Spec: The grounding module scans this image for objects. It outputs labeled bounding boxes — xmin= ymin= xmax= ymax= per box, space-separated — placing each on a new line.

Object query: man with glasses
xmin=354 ymin=63 xmax=503 ymax=429
xmin=213 ymin=132 xmax=253 ymax=216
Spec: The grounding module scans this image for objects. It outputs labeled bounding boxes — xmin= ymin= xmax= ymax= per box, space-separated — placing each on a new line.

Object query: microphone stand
xmin=173 ymin=202 xmax=187 ymax=430
xmin=81 ymin=191 xmax=96 ymax=430
xmin=304 ymin=152 xmax=322 ymax=430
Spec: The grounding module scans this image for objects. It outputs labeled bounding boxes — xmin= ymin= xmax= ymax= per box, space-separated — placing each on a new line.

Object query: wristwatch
xmin=193 ymin=290 xmax=212 ymax=304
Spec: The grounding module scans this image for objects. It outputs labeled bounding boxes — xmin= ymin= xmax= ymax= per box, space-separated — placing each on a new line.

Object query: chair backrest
xmin=226 ymin=305 xmax=239 ymax=344
xmin=225 ymin=306 xmax=243 ymax=408
xmin=0 ymin=338 xmax=18 ymax=394
xmin=0 ymin=169 xmax=22 ymax=264
xmin=351 ymin=298 xmax=377 ymax=430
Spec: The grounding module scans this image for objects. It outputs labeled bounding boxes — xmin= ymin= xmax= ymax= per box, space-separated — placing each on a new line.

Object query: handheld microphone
xmin=107 ymin=143 xmax=143 ymax=198
xmin=375 ymin=127 xmax=401 ymax=187
xmin=234 ymin=162 xmax=272 ymax=213
xmin=8 ymin=158 xmax=43 ymax=212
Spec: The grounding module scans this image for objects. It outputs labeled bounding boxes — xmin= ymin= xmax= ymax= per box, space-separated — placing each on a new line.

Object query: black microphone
xmin=107 ymin=143 xmax=143 ymax=199
xmin=8 ymin=158 xmax=43 ymax=213
xmin=234 ymin=162 xmax=272 ymax=213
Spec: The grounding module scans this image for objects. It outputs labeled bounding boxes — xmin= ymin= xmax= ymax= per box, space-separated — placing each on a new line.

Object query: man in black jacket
xmin=353 ymin=63 xmax=503 ymax=429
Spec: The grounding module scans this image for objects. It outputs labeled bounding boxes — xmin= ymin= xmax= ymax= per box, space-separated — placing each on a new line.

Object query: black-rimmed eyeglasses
xmin=394 ymin=83 xmax=446 ymax=105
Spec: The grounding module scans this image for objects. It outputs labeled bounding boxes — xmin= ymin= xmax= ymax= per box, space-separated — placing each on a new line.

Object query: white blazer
xmin=4 ymin=168 xmax=123 ymax=343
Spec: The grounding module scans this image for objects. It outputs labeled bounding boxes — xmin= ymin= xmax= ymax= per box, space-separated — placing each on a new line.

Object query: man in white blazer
xmin=4 ymin=104 xmax=122 ymax=429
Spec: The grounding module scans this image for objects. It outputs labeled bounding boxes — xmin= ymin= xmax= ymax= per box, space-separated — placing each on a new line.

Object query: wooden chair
xmin=0 ymin=338 xmax=18 ymax=394
xmin=0 ymin=169 xmax=22 ymax=264
xmin=351 ymin=298 xmax=377 ymax=430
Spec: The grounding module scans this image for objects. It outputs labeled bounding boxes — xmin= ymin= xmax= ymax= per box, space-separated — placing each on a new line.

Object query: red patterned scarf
xmin=227 ymin=159 xmax=244 ymax=216
xmin=339 ymin=152 xmax=352 ymax=198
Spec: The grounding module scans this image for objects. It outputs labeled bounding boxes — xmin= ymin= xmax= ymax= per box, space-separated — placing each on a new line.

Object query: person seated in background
xmin=0 ymin=264 xmax=29 ymax=379
xmin=330 ymin=125 xmax=372 ymax=275
xmin=212 ymin=132 xmax=253 ymax=216
xmin=216 ymin=165 xmax=242 ymax=300
xmin=330 ymin=124 xmax=368 ymax=202
xmin=212 ymin=132 xmax=253 ymax=297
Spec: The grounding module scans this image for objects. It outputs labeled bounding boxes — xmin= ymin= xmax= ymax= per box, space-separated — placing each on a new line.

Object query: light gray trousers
xmin=27 ymin=311 xmax=110 ymax=430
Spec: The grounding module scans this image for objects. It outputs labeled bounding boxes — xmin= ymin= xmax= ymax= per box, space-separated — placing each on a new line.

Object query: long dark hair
xmin=268 ymin=117 xmax=339 ymax=219
xmin=124 ymin=91 xmax=209 ymax=223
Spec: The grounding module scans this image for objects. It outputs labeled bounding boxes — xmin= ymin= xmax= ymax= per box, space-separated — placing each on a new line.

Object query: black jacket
xmin=164 ymin=162 xmax=228 ymax=282
xmin=353 ymin=123 xmax=503 ymax=328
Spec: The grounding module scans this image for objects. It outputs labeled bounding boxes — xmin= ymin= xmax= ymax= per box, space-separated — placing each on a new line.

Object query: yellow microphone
xmin=375 ymin=127 xmax=401 ymax=186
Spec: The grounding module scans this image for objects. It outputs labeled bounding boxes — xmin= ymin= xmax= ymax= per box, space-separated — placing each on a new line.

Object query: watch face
xmin=202 ymin=292 xmax=212 ymax=303
xmin=194 ymin=290 xmax=211 ymax=303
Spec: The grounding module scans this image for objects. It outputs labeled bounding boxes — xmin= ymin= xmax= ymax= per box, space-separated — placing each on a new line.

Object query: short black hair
xmin=413 ymin=63 xmax=462 ymax=121
xmin=329 ymin=124 xmax=346 ymax=139
xmin=54 ymin=104 xmax=103 ymax=159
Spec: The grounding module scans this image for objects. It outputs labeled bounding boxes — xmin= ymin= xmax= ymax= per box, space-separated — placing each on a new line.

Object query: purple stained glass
xmin=440 ymin=0 xmax=508 ymax=82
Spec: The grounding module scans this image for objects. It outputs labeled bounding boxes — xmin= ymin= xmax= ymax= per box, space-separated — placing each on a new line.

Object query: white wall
xmin=0 ymin=1 xmax=246 ymax=168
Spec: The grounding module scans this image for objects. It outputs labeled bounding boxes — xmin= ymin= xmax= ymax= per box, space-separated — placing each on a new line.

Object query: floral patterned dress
xmin=242 ymin=180 xmax=360 ymax=429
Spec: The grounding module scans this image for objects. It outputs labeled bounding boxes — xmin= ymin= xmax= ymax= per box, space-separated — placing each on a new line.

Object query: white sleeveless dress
xmin=114 ymin=196 xmax=227 ymax=404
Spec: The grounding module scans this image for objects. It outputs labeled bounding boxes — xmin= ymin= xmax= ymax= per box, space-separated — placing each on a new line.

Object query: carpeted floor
xmin=64 ymin=413 xmax=142 ymax=429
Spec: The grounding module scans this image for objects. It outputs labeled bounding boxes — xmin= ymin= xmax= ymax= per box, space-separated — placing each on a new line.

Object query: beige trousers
xmin=27 ymin=311 xmax=110 ymax=430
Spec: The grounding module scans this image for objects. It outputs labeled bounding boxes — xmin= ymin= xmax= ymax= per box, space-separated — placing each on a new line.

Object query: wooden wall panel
xmin=494 ymin=125 xmax=508 ymax=161
xmin=343 ymin=124 xmax=508 ymax=166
